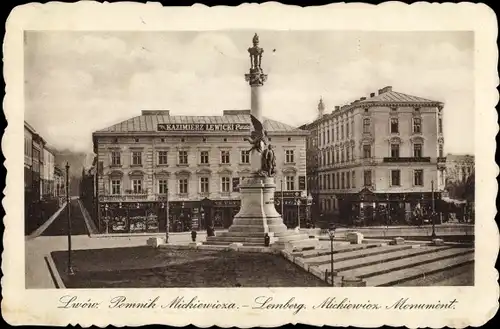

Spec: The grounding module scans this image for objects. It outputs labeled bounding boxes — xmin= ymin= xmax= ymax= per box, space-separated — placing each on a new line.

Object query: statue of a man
xmin=260 ymin=145 xmax=276 ymax=176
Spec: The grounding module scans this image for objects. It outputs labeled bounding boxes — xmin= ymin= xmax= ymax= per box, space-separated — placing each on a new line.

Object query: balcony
xmin=383 ymin=157 xmax=431 ymax=163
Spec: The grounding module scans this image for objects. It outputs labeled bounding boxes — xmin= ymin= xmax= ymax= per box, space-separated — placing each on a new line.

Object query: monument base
xmin=205 ymin=176 xmax=321 ymax=251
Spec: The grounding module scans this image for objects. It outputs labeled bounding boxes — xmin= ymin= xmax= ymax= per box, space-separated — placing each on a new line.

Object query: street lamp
xmin=65 ymin=162 xmax=74 ymax=275
xmin=296 ymin=199 xmax=301 ymax=228
xmin=162 ymin=187 xmax=170 ymax=243
xmin=328 ymin=225 xmax=336 ymax=286
xmin=431 ymin=180 xmax=436 ymax=238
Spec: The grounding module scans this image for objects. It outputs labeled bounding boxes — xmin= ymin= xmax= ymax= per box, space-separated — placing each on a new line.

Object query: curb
xmin=44 ymin=254 xmax=66 ymax=289
xmin=78 ymin=199 xmax=99 ymax=236
xmin=156 ymin=243 xmax=278 ymax=254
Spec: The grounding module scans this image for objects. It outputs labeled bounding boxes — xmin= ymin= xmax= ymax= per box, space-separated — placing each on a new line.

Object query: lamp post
xmin=296 ymin=199 xmax=301 ymax=228
xmin=328 ymin=225 xmax=336 ymax=286
xmin=431 ymin=180 xmax=436 ymax=238
xmin=163 ymin=188 xmax=170 ymax=243
xmin=65 ymin=162 xmax=74 ymax=275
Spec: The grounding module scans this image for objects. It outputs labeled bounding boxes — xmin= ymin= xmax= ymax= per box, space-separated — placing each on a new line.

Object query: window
xmin=341 ymin=124 xmax=344 ymax=139
xmin=179 ymin=178 xmax=188 ymax=194
xmin=391 ymin=144 xmax=400 ymax=158
xmin=327 ymin=151 xmax=331 ymax=165
xmin=413 ymin=118 xmax=422 ymax=133
xmin=158 ymin=179 xmax=168 ymax=194
xmin=363 ymin=118 xmax=370 ymax=133
xmin=438 ymin=118 xmax=443 ymax=134
xmin=346 ymin=171 xmax=350 ymax=188
xmin=327 ymin=130 xmax=330 ymax=143
xmin=132 ymin=179 xmax=143 ymax=194
xmin=352 ymin=171 xmax=356 ymax=188
xmin=111 ymin=180 xmax=121 ymax=195
xmin=200 ymin=151 xmax=209 ymax=164
xmin=346 ymin=148 xmax=350 ymax=162
xmin=363 ymin=170 xmax=372 ymax=186
xmin=413 ymin=144 xmax=422 ymax=158
xmin=158 ymin=151 xmax=168 ymax=165
xmin=390 ymin=118 xmax=399 ymax=133
xmin=332 ymin=128 xmax=335 ymax=142
xmin=336 ymin=124 xmax=339 ymax=140
xmin=132 ymin=151 xmax=142 ymax=166
xmin=179 ymin=150 xmax=188 ymax=165
xmin=391 ymin=170 xmax=401 ymax=186
xmin=336 ymin=172 xmax=340 ymax=189
xmin=351 ymin=146 xmax=355 ymax=161
xmin=221 ymin=177 xmax=230 ymax=193
xmin=346 ymin=122 xmax=349 ymax=137
xmin=111 ymin=151 xmax=121 ymax=166
xmin=240 ymin=150 xmax=250 ymax=164
xmin=285 ymin=150 xmax=295 ymax=163
xmin=414 ymin=170 xmax=424 ymax=186
xmin=286 ymin=176 xmax=295 ymax=190
xmin=335 ymin=150 xmax=339 ymax=164
xmin=341 ymin=148 xmax=345 ymax=163
xmin=332 ymin=173 xmax=336 ymax=189
xmin=221 ymin=150 xmax=230 ymax=164
xmin=363 ymin=145 xmax=371 ymax=158
xmin=439 ymin=144 xmax=444 ymax=158
xmin=341 ymin=172 xmax=345 ymax=189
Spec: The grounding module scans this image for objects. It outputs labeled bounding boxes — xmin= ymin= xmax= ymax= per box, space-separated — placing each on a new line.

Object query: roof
xmin=360 ymin=90 xmax=440 ymax=104
xmin=94 ymin=112 xmax=305 ymax=135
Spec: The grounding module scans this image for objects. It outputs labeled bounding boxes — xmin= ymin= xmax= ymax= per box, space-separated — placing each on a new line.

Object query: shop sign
xmin=158 ymin=123 xmax=251 ymax=132
xmin=214 ymin=200 xmax=240 ymax=207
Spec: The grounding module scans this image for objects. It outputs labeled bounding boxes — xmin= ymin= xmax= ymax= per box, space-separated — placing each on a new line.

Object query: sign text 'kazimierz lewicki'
xmin=157 ymin=123 xmax=251 ymax=132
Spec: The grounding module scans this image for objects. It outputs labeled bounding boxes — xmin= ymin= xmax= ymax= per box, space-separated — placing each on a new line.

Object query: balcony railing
xmin=383 ymin=157 xmax=431 ymax=163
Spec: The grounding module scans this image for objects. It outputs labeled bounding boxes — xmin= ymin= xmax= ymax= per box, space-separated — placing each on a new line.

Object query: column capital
xmin=245 ymin=72 xmax=268 ymax=87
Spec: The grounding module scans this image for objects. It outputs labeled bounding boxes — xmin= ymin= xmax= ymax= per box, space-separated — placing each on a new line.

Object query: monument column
xmin=245 ymin=33 xmax=268 ymax=173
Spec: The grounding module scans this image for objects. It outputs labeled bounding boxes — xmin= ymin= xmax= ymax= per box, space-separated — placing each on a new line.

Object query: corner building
xmin=92 ymin=109 xmax=309 ymax=234
xmin=301 ymin=86 xmax=446 ymax=226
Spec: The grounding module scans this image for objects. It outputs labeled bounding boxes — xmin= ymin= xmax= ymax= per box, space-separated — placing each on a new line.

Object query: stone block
xmin=346 ymin=232 xmax=364 ymax=244
xmin=431 ymin=238 xmax=445 ymax=246
xmin=341 ymin=277 xmax=366 ymax=287
xmin=390 ymin=237 xmax=405 ymax=245
xmin=188 ymin=242 xmax=202 ymax=248
xmin=229 ymin=242 xmax=243 ymax=251
xmin=147 ymin=237 xmax=165 ymax=248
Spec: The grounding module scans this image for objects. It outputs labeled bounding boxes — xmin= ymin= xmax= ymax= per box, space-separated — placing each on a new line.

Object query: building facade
xmin=91 ymin=109 xmax=309 ymax=234
xmin=301 ymin=86 xmax=446 ymax=226
xmin=445 ymin=154 xmax=474 ymax=184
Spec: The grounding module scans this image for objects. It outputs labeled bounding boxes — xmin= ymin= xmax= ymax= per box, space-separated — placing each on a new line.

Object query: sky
xmin=24 ymin=30 xmax=474 ymax=156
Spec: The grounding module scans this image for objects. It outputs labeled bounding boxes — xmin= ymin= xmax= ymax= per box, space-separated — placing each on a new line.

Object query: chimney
xmin=370 ymin=92 xmax=375 ymax=97
xmin=360 ymin=97 xmax=366 ymax=101
xmin=141 ymin=110 xmax=170 ymax=116
xmin=335 ymin=106 xmax=340 ymax=111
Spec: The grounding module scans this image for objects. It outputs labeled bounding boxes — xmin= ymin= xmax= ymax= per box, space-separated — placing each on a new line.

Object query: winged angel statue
xmin=244 ymin=115 xmax=276 ymax=177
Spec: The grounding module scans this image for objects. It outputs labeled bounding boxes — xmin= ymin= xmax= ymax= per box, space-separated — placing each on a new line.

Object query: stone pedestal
xmin=346 ymin=232 xmax=364 ymax=244
xmin=205 ymin=176 xmax=320 ymax=250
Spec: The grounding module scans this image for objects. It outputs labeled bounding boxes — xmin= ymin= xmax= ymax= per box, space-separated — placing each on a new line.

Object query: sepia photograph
xmin=3 ymin=2 xmax=497 ymax=327
xmin=24 ymin=29 xmax=475 ymax=289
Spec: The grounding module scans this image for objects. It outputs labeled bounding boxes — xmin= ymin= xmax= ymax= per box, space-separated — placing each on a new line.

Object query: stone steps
xmin=337 ymin=247 xmax=473 ymax=279
xmin=367 ymin=252 xmax=474 ymax=286
xmin=205 ymin=236 xmax=267 ymax=244
xmin=202 ymin=240 xmax=264 ymax=246
xmin=308 ymin=245 xmax=416 ymax=266
xmin=317 ymin=246 xmax=451 ymax=272
xmin=296 ymin=243 xmax=381 ymax=258
xmin=228 ymin=224 xmax=287 ymax=233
